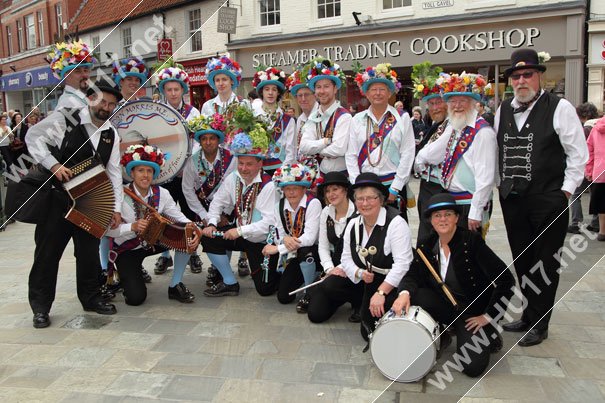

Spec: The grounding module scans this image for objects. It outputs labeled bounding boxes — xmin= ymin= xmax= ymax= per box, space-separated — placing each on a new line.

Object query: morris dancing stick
xmin=288 ymin=276 xmax=326 ymax=296
xmin=416 ymin=248 xmax=458 ymax=308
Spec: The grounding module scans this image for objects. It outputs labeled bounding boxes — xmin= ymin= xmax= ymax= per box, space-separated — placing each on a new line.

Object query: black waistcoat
xmin=497 ymin=93 xmax=563 ymax=198
xmin=58 ymin=108 xmax=114 ymax=168
xmin=350 ymin=207 xmax=398 ymax=269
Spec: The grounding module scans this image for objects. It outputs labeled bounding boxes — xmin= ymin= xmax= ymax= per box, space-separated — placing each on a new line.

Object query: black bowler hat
xmin=317 ymin=171 xmax=352 ymax=201
xmin=424 ymin=193 xmax=461 ymax=218
xmin=352 ymin=172 xmax=388 ymax=198
xmin=87 ymin=77 xmax=123 ymax=101
xmin=504 ymin=48 xmax=547 ymax=78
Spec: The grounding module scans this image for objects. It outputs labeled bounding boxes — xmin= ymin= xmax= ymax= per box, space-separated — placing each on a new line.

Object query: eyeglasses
xmin=432 ymin=211 xmax=456 ymax=219
xmin=447 ymin=98 xmax=471 ymax=106
xmin=509 ymin=71 xmax=536 ymax=81
xmin=355 ymin=195 xmax=380 ymax=203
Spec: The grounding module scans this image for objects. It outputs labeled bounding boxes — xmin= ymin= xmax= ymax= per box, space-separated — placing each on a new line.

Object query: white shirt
xmin=253 ymin=104 xmax=297 ymax=164
xmin=318 ymin=200 xmax=356 ymax=272
xmin=207 ymin=170 xmax=276 ymax=243
xmin=415 ymin=111 xmax=497 ymax=221
xmin=494 ymin=90 xmax=588 ymax=194
xmin=346 ymin=105 xmax=415 ymax=191
xmin=181 ymin=148 xmax=237 ymax=221
xmin=274 ymin=194 xmax=322 ymax=255
xmin=300 ymin=100 xmax=352 ymax=173
xmin=56 ymin=85 xmax=88 ymax=110
xmin=25 ymin=107 xmax=124 ymax=213
xmin=106 ymin=185 xmax=189 ymax=247
xmin=166 ymin=100 xmax=200 ymax=123
xmin=295 ymin=104 xmax=318 ymax=162
xmin=341 ymin=208 xmax=413 ymax=287
xmin=201 ymin=93 xmax=248 ymax=116
xmin=439 ymin=243 xmax=451 ymax=280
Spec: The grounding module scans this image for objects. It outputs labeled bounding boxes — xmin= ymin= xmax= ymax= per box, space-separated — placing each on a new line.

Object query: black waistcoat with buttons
xmin=497 ymin=92 xmax=563 ymax=199
xmin=350 ymin=207 xmax=398 ymax=271
xmin=432 ymin=242 xmax=466 ymax=303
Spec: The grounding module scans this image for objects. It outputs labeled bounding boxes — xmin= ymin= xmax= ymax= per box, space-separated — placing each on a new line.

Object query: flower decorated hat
xmin=189 ymin=113 xmax=227 ymax=143
xmin=355 ymin=63 xmax=401 ymax=95
xmin=440 ymin=72 xmax=488 ymax=102
xmin=306 ymin=57 xmax=346 ymax=91
xmin=156 ymin=66 xmax=190 ymax=95
xmin=48 ymin=40 xmax=97 ymax=79
xmin=286 ymin=69 xmax=306 ymax=96
xmin=205 ymin=55 xmax=243 ymax=91
xmin=253 ymin=67 xmax=287 ymax=93
xmin=272 ymin=163 xmax=316 ymax=188
xmin=112 ymin=56 xmax=150 ymax=87
xmin=120 ymin=144 xmax=166 ymax=180
xmin=411 ymin=61 xmax=444 ymax=102
xmin=227 ymin=131 xmax=270 ymax=159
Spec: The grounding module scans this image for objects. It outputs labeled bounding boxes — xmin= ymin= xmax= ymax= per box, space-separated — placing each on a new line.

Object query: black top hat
xmin=352 ymin=172 xmax=388 ymax=198
xmin=423 ymin=193 xmax=462 ymax=218
xmin=87 ymin=78 xmax=123 ymax=101
xmin=504 ymin=48 xmax=547 ymax=78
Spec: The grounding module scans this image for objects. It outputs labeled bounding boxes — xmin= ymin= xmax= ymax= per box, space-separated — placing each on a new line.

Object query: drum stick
xmin=288 ymin=276 xmax=326 ymax=296
xmin=416 ymin=249 xmax=458 ymax=308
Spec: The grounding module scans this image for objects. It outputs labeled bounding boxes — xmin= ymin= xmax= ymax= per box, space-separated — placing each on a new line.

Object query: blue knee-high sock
xmin=300 ymin=261 xmax=316 ymax=287
xmin=170 ymin=251 xmax=189 ymax=287
xmin=227 ymin=250 xmax=232 ymax=260
xmin=99 ymin=236 xmax=110 ymax=271
xmin=207 ymin=253 xmax=236 ymax=285
xmin=162 ymin=250 xmax=170 ymax=258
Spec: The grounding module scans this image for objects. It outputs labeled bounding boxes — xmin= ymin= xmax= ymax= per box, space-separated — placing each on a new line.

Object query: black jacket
xmin=399 ymin=227 xmax=515 ymax=318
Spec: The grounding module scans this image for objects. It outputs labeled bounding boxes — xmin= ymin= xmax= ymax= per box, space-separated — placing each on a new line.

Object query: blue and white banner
xmin=0 ymin=66 xmax=60 ymax=91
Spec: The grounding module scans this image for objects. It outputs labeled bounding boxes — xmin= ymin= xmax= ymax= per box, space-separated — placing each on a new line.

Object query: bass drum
xmin=111 ymin=100 xmax=191 ymax=185
xmin=370 ymin=306 xmax=440 ymax=382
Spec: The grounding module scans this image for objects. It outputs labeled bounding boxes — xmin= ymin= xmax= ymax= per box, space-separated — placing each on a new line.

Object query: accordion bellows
xmin=63 ymin=158 xmax=115 ymax=239
xmin=140 ymin=212 xmax=197 ymax=253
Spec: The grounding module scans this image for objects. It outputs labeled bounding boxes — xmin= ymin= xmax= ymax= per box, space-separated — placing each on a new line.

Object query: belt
xmin=371 ymin=267 xmax=391 ymax=275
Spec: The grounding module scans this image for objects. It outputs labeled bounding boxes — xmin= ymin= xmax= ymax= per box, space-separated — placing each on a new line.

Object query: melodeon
xmin=63 ymin=157 xmax=115 ymax=239
xmin=123 ymin=186 xmax=201 ymax=253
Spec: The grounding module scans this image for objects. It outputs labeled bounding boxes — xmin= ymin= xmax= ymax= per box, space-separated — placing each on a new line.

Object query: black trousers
xmin=164 ymin=176 xmax=196 ymax=221
xmin=307 ymin=274 xmax=364 ymax=323
xmin=29 ymin=190 xmax=102 ymax=314
xmin=202 ymin=234 xmax=280 ymax=296
xmin=276 ymin=246 xmax=320 ymax=304
xmin=414 ymin=287 xmax=496 ymax=377
xmin=499 ymin=190 xmax=568 ymax=331
xmin=360 ymin=273 xmax=399 ymax=341
xmin=417 ymin=179 xmax=445 ymax=244
xmin=115 ymin=246 xmax=168 ymax=306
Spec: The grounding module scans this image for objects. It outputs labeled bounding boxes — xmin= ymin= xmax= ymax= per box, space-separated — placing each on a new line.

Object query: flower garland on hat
xmin=189 ymin=113 xmax=227 ymax=143
xmin=112 ymin=56 xmax=150 ymax=86
xmin=223 ymin=103 xmax=271 ymax=158
xmin=411 ymin=61 xmax=444 ymax=101
xmin=48 ymin=40 xmax=97 ymax=79
xmin=156 ymin=66 xmax=190 ymax=94
xmin=272 ymin=163 xmax=316 ymax=188
xmin=286 ymin=69 xmax=306 ymax=96
xmin=306 ymin=57 xmax=346 ymax=90
xmin=440 ymin=72 xmax=488 ymax=102
xmin=120 ymin=144 xmax=166 ymax=179
xmin=253 ymin=66 xmax=287 ymax=92
xmin=355 ymin=63 xmax=401 ymax=94
xmin=205 ymin=55 xmax=242 ymax=90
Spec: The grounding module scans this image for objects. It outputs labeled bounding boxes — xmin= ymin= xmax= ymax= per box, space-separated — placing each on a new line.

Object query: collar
xmin=328 ymin=199 xmax=355 ymax=220
xmin=64 ymin=85 xmax=86 ymax=98
xmin=511 ymin=89 xmax=545 ymax=110
xmin=133 ymin=185 xmax=151 ymax=200
xmin=214 ymin=92 xmax=237 ymax=105
xmin=309 ymin=100 xmax=341 ymax=123
xmin=202 ymin=150 xmax=219 ymax=165
xmin=285 ymin=194 xmax=308 ymax=212
xmin=236 ymin=170 xmax=263 ymax=187
xmin=362 ymin=207 xmax=387 ymax=229
xmin=367 ymin=105 xmax=397 ymax=123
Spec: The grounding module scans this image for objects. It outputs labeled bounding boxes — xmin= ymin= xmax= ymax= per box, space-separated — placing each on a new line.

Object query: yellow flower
xmin=463 ymin=76 xmax=471 ymax=85
xmin=416 ymin=84 xmax=425 ymax=92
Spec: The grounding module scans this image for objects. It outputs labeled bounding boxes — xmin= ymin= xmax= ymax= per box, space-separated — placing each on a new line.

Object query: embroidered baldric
xmin=357 ymin=111 xmax=396 ymax=169
xmin=441 ymin=118 xmax=489 ymax=188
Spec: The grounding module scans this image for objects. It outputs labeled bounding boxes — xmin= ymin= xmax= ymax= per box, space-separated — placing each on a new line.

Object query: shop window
xmin=38 ymin=12 xmax=44 ymax=46
xmin=16 ymin=20 xmax=24 ymax=51
xmin=189 ymin=9 xmax=202 ymax=52
xmin=318 ymin=0 xmax=341 ymax=19
xmin=55 ymin=4 xmax=63 ymax=36
xmin=383 ymin=0 xmax=411 ymax=8
xmin=122 ymin=27 xmax=132 ymax=58
xmin=6 ymin=26 xmax=12 ymax=56
xmin=260 ymin=0 xmax=280 ymax=26
xmin=25 ymin=14 xmax=35 ymax=50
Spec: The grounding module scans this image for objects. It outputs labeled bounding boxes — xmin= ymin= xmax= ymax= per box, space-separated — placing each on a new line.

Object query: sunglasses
xmin=509 ymin=71 xmax=536 ymax=81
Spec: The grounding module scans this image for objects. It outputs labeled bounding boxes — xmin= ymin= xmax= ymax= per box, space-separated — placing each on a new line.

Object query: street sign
xmin=157 ymin=39 xmax=173 ymax=61
xmin=217 ymin=7 xmax=237 ymax=34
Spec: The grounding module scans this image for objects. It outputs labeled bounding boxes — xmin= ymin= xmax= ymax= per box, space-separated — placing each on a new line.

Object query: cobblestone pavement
xmin=0 ymin=181 xmax=604 ymax=402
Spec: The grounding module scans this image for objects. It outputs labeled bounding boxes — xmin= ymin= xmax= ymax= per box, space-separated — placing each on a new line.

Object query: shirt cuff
xmin=40 ymin=156 xmax=60 ymax=171
xmin=561 ymin=180 xmax=576 ymax=196
xmin=278 ymin=244 xmax=288 ymax=255
xmin=468 ymin=205 xmax=482 ymax=222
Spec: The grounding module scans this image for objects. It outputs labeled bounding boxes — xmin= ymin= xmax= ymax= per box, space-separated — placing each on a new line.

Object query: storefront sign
xmin=217 ymin=7 xmax=237 ymax=34
xmin=157 ymin=39 xmax=173 ymax=61
xmin=181 ymin=59 xmax=208 ymax=86
xmin=589 ymin=34 xmax=605 ymax=65
xmin=422 ymin=0 xmax=454 ymax=9
xmin=0 ymin=66 xmax=60 ymax=91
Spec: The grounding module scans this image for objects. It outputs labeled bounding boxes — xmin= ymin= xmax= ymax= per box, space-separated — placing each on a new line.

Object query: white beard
xmin=448 ymin=108 xmax=477 ymax=132
xmin=514 ymin=87 xmax=538 ymax=103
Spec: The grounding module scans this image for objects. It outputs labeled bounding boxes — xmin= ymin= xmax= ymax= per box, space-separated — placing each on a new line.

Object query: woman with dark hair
xmin=307 ymin=171 xmax=361 ymax=323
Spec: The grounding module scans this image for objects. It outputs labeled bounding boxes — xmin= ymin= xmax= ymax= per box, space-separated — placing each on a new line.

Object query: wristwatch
xmin=376 ymin=289 xmax=387 ymax=297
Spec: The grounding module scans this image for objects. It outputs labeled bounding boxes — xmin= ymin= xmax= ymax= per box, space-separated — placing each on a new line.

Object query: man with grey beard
xmin=415 ymin=73 xmax=496 ymax=234
xmin=495 ymin=48 xmax=587 ymax=347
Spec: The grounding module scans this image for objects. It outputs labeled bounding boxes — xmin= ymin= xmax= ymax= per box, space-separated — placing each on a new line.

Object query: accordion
xmin=63 ymin=157 xmax=115 ymax=239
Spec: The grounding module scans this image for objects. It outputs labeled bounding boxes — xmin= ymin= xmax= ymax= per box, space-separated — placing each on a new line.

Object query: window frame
xmin=25 ymin=14 xmax=36 ymax=50
xmin=259 ymin=0 xmax=281 ymax=27
xmin=37 ymin=11 xmax=45 ymax=46
xmin=188 ymin=8 xmax=203 ymax=53
xmin=121 ymin=27 xmax=132 ymax=58
xmin=382 ymin=0 xmax=410 ymax=9
xmin=16 ymin=20 xmax=24 ymax=52
xmin=6 ymin=25 xmax=13 ymax=56
xmin=317 ymin=0 xmax=341 ymax=20
xmin=55 ymin=4 xmax=63 ymax=36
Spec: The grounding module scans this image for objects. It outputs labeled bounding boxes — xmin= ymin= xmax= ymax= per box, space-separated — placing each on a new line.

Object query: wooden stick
xmin=416 ymin=248 xmax=458 ymax=308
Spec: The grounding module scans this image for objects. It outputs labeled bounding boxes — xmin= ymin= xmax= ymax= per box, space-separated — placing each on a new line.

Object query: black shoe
xmin=33 ymin=313 xmax=50 ymax=329
xmin=502 ymin=319 xmax=530 ymax=332
xmin=106 ymin=281 xmax=123 ymax=294
xmin=518 ymin=329 xmax=548 ymax=347
xmin=189 ymin=254 xmax=203 ymax=274
xmin=237 ymin=257 xmax=250 ymax=277
xmin=154 ymin=256 xmax=173 ymax=275
xmin=567 ymin=225 xmax=580 ymax=234
xmin=100 ymin=285 xmax=116 ymax=301
xmin=490 ymin=332 xmax=503 ymax=353
xmin=168 ymin=282 xmax=195 ymax=303
xmin=348 ymin=308 xmax=361 ymax=323
xmin=206 ymin=265 xmax=222 ymax=287
xmin=83 ymin=301 xmax=117 ymax=315
xmin=141 ymin=268 xmax=152 ymax=283
xmin=296 ymin=294 xmax=310 ymax=314
xmin=203 ymin=281 xmax=240 ymax=297
xmin=587 ymin=224 xmax=599 ymax=232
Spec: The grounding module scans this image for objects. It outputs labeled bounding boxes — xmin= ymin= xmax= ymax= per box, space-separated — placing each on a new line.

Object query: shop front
xmin=588 ymin=23 xmax=605 ymax=111
xmin=0 ymin=65 xmax=61 ymax=115
xmin=229 ymin=4 xmax=584 ymax=112
xmin=180 ymin=58 xmax=213 ymax=112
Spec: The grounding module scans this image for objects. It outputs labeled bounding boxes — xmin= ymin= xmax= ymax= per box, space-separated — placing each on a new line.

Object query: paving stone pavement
xmin=0 ymin=180 xmax=604 ymax=402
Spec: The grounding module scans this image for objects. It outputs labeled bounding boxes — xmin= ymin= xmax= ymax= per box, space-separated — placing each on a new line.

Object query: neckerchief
xmin=512 ymin=90 xmax=542 ymax=114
